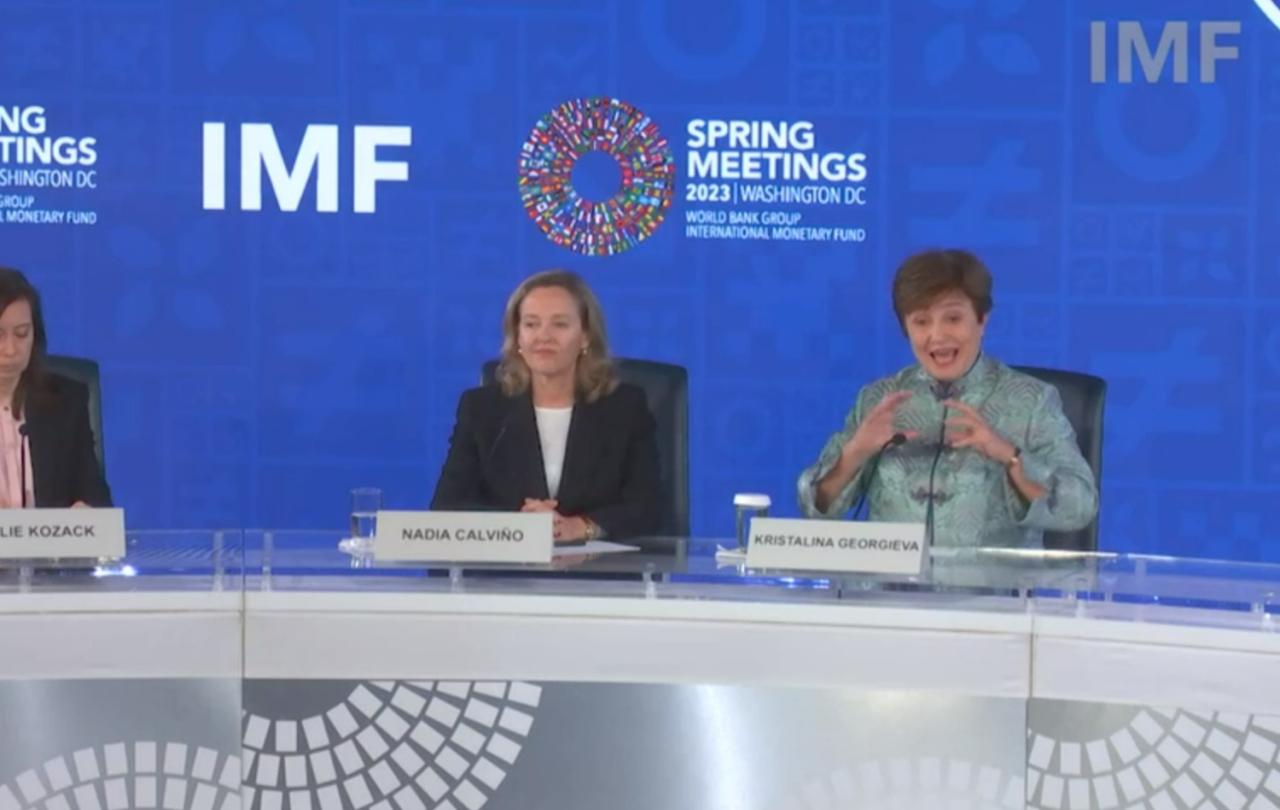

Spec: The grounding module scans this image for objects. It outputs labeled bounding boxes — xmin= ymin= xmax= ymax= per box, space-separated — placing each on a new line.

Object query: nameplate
xmin=0 ymin=508 xmax=126 ymax=560
xmin=745 ymin=517 xmax=926 ymax=575
xmin=374 ymin=511 xmax=554 ymax=564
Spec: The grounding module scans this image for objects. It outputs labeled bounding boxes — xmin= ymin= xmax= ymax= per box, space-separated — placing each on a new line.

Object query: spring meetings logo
xmin=517 ymin=96 xmax=871 ymax=254
xmin=518 ymin=97 xmax=676 ymax=257
xmin=0 ymin=104 xmax=100 ymax=226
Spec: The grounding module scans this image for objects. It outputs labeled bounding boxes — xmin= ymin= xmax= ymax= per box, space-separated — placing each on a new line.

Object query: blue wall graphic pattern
xmin=2 ymin=0 xmax=1277 ymax=560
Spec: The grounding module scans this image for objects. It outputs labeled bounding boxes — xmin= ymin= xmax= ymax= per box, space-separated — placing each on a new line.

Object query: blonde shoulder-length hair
xmin=495 ymin=269 xmax=618 ymax=403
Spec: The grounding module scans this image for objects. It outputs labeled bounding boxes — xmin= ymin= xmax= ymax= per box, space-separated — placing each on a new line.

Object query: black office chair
xmin=481 ymin=358 xmax=689 ymax=536
xmin=43 ymin=354 xmax=107 ymax=477
xmin=1012 ymin=365 xmax=1106 ymax=552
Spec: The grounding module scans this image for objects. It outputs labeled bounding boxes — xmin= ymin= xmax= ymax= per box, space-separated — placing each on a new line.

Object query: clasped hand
xmin=520 ymin=498 xmax=589 ymax=543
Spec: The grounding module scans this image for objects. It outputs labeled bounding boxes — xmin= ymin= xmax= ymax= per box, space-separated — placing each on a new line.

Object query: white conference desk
xmin=2 ymin=531 xmax=1279 ymax=810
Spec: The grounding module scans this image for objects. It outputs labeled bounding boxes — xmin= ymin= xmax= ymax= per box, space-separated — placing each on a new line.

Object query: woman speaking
xmin=797 ymin=250 xmax=1096 ymax=548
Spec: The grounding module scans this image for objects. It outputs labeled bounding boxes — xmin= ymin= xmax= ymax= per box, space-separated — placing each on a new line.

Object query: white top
xmin=534 ymin=406 xmax=573 ymax=498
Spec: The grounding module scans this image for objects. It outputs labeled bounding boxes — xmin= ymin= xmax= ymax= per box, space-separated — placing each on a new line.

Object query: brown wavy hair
xmin=0 ymin=267 xmax=49 ymax=419
xmin=495 ymin=270 xmax=617 ymax=403
xmin=891 ymin=249 xmax=993 ymax=332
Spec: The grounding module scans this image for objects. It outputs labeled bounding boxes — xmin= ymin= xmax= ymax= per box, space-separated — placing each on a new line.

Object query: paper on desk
xmin=552 ymin=540 xmax=640 ymax=557
xmin=714 ymin=545 xmax=748 ymax=565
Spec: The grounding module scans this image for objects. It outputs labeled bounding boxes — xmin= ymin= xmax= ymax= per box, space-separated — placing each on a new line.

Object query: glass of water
xmin=340 ymin=487 xmax=382 ymax=556
xmin=733 ymin=493 xmax=771 ymax=550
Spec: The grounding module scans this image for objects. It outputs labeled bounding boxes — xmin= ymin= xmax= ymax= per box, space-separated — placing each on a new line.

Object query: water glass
xmin=346 ymin=487 xmax=382 ymax=554
xmin=733 ymin=493 xmax=771 ymax=550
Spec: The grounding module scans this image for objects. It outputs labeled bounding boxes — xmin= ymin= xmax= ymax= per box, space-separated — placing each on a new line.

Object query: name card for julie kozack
xmin=0 ymin=508 xmax=126 ymax=560
xmin=745 ymin=517 xmax=926 ymax=575
xmin=374 ymin=511 xmax=554 ymax=564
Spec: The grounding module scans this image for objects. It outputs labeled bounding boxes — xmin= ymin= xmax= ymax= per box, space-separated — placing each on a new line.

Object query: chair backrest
xmin=1011 ymin=365 xmax=1106 ymax=552
xmin=43 ymin=354 xmax=106 ymax=477
xmin=481 ymin=358 xmax=690 ymax=536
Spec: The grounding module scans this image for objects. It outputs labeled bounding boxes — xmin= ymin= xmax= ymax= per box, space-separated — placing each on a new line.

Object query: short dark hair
xmin=891 ymin=249 xmax=993 ymax=330
xmin=0 ymin=267 xmax=49 ymax=418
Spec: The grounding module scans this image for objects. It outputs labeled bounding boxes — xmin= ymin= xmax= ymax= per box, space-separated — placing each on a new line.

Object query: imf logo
xmin=202 ymin=123 xmax=412 ymax=213
xmin=1089 ymin=20 xmax=1241 ymax=83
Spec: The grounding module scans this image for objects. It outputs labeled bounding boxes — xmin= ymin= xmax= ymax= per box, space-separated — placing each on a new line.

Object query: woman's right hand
xmin=521 ymin=498 xmax=558 ymax=512
xmin=814 ymin=390 xmax=917 ymax=513
xmin=842 ymin=390 xmax=917 ymax=462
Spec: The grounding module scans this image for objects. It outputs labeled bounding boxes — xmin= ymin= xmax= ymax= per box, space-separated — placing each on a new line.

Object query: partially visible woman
xmin=0 ymin=267 xmax=112 ymax=508
xmin=797 ymin=249 xmax=1096 ymax=548
xmin=430 ymin=270 xmax=660 ymax=542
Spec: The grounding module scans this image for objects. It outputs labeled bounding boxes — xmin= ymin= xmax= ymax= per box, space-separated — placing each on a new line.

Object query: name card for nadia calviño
xmin=745 ymin=517 xmax=926 ymax=575
xmin=374 ymin=511 xmax=554 ymax=564
xmin=0 ymin=508 xmax=127 ymax=559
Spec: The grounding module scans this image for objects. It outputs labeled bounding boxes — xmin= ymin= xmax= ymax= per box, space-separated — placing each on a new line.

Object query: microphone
xmin=17 ymin=423 xmax=29 ymax=509
xmin=485 ymin=412 xmax=512 ymax=463
xmin=924 ymin=382 xmax=953 ymax=547
xmin=850 ymin=432 xmax=908 ymax=520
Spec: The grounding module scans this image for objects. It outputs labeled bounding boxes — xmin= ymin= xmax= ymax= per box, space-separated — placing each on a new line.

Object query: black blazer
xmin=24 ymin=374 xmax=113 ymax=508
xmin=430 ymin=382 xmax=661 ymax=539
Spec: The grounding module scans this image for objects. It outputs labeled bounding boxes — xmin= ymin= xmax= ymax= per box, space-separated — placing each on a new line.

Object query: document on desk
xmin=553 ymin=540 xmax=640 ymax=557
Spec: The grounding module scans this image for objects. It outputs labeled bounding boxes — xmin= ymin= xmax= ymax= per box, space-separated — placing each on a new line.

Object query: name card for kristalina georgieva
xmin=745 ymin=517 xmax=926 ymax=575
xmin=373 ymin=511 xmax=554 ymax=564
xmin=0 ymin=508 xmax=126 ymax=559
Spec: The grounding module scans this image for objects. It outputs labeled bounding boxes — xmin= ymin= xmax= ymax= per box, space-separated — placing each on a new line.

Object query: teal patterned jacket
xmin=797 ymin=355 xmax=1098 ymax=549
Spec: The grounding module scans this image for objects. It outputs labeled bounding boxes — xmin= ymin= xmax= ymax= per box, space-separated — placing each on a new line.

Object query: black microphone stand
xmin=850 ymin=432 xmax=907 ymax=520
xmin=923 ymin=381 xmax=954 ymax=549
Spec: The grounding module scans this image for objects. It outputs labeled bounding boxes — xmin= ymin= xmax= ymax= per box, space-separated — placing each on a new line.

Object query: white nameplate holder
xmin=745 ymin=517 xmax=926 ymax=576
xmin=0 ymin=508 xmax=127 ymax=560
xmin=374 ymin=511 xmax=554 ymax=564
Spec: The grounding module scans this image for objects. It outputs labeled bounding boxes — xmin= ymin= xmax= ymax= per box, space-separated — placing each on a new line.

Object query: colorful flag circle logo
xmin=518 ymin=97 xmax=675 ymax=256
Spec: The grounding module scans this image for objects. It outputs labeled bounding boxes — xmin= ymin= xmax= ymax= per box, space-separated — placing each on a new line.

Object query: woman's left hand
xmin=521 ymin=498 xmax=558 ymax=512
xmin=552 ymin=514 xmax=590 ymax=543
xmin=943 ymin=399 xmax=1017 ymax=464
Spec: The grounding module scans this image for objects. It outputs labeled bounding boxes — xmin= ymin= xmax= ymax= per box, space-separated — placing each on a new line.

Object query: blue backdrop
xmin=3 ymin=0 xmax=1277 ymax=560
